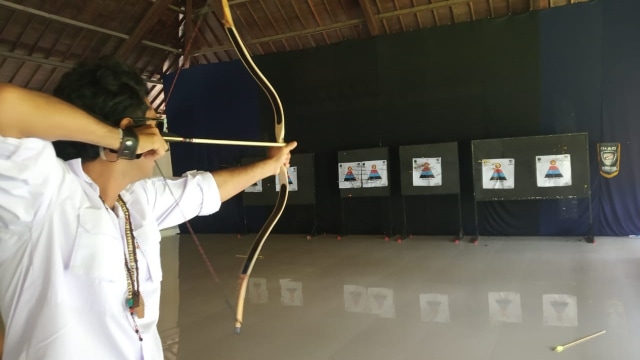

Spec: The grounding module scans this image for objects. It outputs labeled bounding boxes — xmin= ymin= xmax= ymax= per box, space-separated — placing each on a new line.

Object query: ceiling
xmin=0 ymin=0 xmax=589 ymax=112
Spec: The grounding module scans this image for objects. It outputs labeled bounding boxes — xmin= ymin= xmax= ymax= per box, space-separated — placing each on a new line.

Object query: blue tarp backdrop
xmin=539 ymin=0 xmax=640 ymax=236
xmin=163 ymin=62 xmax=269 ymax=233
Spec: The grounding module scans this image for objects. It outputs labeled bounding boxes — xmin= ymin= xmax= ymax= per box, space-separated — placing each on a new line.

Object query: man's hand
xmin=267 ymin=141 xmax=297 ymax=175
xmin=133 ymin=125 xmax=168 ymax=161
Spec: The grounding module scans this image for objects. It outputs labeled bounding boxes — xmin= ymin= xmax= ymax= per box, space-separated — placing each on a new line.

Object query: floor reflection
xmin=159 ymin=235 xmax=640 ymax=360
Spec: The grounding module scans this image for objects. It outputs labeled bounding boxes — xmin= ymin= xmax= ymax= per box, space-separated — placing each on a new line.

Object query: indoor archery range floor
xmin=156 ymin=234 xmax=640 ymax=360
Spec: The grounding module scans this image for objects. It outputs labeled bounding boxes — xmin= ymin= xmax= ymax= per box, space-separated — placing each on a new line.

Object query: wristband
xmin=117 ymin=127 xmax=139 ymax=160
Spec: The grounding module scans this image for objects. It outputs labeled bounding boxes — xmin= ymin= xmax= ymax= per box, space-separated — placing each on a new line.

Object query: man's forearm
xmin=0 ymin=83 xmax=120 ymax=149
xmin=211 ymin=158 xmax=280 ymax=202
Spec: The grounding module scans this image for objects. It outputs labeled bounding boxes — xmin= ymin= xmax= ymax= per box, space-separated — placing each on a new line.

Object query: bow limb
xmin=152 ymin=3 xmax=245 ymax=321
xmin=221 ymin=0 xmax=289 ymax=334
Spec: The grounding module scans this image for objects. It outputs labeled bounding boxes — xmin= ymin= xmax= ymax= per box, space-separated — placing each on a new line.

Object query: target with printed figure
xmin=338 ymin=162 xmax=363 ymax=189
xmin=471 ymin=133 xmax=589 ymax=201
xmin=275 ymin=166 xmax=299 ymax=191
xmin=399 ymin=143 xmax=459 ymax=196
xmin=412 ymin=157 xmax=442 ymax=186
xmin=338 ymin=147 xmax=390 ymax=197
xmin=482 ymin=158 xmax=515 ymax=189
xmin=362 ymin=160 xmax=388 ymax=188
xmin=536 ymin=155 xmax=572 ymax=187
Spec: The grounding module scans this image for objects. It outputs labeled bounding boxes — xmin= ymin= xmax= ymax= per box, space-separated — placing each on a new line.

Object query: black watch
xmin=117 ymin=127 xmax=139 ymax=160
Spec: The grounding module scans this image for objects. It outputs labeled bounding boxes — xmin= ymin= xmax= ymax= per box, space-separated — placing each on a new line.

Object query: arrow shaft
xmin=163 ymin=136 xmax=285 ymax=147
xmin=561 ymin=330 xmax=606 ymax=349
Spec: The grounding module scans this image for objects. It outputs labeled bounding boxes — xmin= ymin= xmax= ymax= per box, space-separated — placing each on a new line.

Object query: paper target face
xmin=244 ymin=179 xmax=262 ymax=192
xmin=482 ymin=158 xmax=515 ymax=189
xmin=412 ymin=157 xmax=442 ymax=186
xmin=536 ymin=154 xmax=572 ymax=187
xmin=276 ymin=166 xmax=298 ymax=192
xmin=362 ymin=160 xmax=388 ymax=188
xmin=338 ymin=162 xmax=363 ymax=189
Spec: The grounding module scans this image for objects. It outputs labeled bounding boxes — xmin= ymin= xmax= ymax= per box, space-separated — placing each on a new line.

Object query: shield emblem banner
xmin=597 ymin=143 xmax=621 ymax=178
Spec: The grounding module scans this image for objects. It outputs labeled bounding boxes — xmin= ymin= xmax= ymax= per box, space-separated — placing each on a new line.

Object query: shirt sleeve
xmin=139 ymin=170 xmax=222 ymax=230
xmin=0 ymin=136 xmax=64 ymax=228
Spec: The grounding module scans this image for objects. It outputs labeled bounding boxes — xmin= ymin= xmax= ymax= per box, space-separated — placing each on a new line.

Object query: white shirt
xmin=0 ymin=135 xmax=221 ymax=360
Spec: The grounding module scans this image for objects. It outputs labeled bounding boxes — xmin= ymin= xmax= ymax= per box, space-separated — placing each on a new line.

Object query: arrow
xmin=163 ymin=136 xmax=285 ymax=147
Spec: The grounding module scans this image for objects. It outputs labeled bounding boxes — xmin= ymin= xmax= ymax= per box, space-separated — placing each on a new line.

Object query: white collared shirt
xmin=0 ymin=135 xmax=221 ymax=360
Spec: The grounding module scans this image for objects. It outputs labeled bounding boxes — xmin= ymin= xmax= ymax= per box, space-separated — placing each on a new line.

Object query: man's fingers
xmin=142 ymin=147 xmax=165 ymax=160
xmin=286 ymin=141 xmax=298 ymax=150
xmin=132 ymin=124 xmax=168 ymax=158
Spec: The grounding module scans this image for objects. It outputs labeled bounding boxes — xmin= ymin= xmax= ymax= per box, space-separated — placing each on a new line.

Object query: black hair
xmin=52 ymin=56 xmax=149 ymax=161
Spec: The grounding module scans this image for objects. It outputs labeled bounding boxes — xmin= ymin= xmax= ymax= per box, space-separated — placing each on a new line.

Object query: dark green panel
xmin=376 ymin=14 xmax=540 ymax=143
xmin=399 ymin=142 xmax=460 ymax=196
xmin=241 ymin=153 xmax=316 ymax=206
xmin=471 ymin=133 xmax=590 ymax=201
xmin=254 ymin=39 xmax=379 ymax=153
xmin=337 ymin=147 xmax=390 ymax=198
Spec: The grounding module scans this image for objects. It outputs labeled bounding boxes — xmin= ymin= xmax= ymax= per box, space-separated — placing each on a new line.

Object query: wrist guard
xmin=117 ymin=127 xmax=139 ymax=160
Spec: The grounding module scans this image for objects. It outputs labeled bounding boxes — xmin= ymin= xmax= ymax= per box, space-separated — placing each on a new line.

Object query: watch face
xmin=118 ymin=128 xmax=139 ymax=160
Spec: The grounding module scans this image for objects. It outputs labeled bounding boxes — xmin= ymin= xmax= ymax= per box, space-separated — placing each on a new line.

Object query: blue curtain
xmin=163 ymin=61 xmax=267 ymax=233
xmin=539 ymin=0 xmax=640 ymax=236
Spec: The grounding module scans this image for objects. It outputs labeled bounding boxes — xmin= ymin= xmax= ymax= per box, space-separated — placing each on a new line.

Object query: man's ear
xmin=119 ymin=117 xmax=134 ymax=129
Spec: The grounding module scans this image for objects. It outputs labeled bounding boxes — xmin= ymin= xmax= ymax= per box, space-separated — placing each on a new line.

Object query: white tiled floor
xmin=159 ymin=234 xmax=640 ymax=360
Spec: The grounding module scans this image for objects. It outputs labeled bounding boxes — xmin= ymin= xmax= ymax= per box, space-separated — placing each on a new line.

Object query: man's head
xmin=52 ymin=56 xmax=150 ymax=161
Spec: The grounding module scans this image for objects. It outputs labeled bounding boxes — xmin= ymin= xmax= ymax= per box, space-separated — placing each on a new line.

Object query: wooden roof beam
xmin=192 ymin=19 xmax=364 ymax=55
xmin=376 ymin=0 xmax=472 ymax=19
xmin=0 ymin=0 xmax=181 ymax=54
xmin=189 ymin=0 xmax=250 ymax=17
xmin=116 ymin=0 xmax=173 ymax=58
xmin=183 ymin=0 xmax=194 ymax=68
xmin=358 ymin=0 xmax=380 ymax=36
xmin=0 ymin=50 xmax=162 ymax=84
xmin=192 ymin=0 xmax=481 ymax=56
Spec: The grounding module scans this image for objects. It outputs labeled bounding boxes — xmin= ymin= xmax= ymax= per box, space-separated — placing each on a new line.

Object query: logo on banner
xmin=597 ymin=143 xmax=621 ymax=178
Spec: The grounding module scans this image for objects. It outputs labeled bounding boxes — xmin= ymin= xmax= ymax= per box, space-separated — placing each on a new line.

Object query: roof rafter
xmin=117 ymin=0 xmax=174 ymax=58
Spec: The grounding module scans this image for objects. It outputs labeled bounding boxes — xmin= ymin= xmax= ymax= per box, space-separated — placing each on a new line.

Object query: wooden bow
xmin=159 ymin=0 xmax=288 ymax=334
xmin=220 ymin=0 xmax=289 ymax=334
